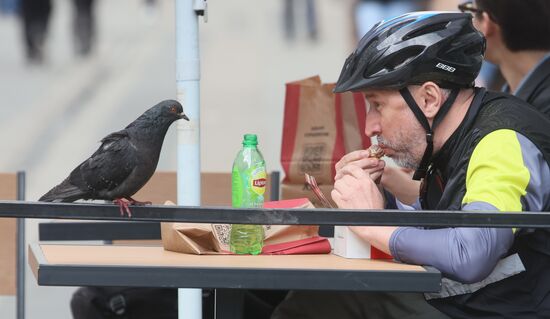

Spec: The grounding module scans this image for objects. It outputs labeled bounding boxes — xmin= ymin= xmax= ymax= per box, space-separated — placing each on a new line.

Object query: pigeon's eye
xmin=169 ymin=106 xmax=178 ymax=113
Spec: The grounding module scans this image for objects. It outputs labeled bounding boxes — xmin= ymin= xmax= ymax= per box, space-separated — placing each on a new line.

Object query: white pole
xmin=176 ymin=0 xmax=202 ymax=318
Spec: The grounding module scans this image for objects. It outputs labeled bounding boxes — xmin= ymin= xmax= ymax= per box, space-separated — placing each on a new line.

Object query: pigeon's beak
xmin=179 ymin=113 xmax=189 ymax=121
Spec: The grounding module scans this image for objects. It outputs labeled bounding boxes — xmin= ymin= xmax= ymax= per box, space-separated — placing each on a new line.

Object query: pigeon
xmin=39 ymin=99 xmax=189 ymax=216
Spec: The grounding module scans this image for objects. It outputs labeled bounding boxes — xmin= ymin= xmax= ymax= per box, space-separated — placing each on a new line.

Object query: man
xmin=460 ymin=0 xmax=550 ymax=115
xmin=272 ymin=12 xmax=550 ymax=319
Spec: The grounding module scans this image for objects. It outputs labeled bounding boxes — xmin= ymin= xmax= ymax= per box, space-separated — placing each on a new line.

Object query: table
xmin=29 ymin=243 xmax=440 ymax=319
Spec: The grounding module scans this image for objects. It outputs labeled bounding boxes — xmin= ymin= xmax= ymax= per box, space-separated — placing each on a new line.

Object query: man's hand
xmin=331 ymin=164 xmax=384 ymax=209
xmin=334 ymin=150 xmax=385 ymax=182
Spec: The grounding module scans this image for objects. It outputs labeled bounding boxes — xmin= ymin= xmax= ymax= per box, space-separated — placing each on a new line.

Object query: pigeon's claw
xmin=113 ymin=198 xmax=132 ymax=217
xmin=127 ymin=197 xmax=152 ymax=206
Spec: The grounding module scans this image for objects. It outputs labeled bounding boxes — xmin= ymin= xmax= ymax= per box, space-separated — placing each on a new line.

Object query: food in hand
xmin=367 ymin=145 xmax=385 ymax=184
xmin=367 ymin=144 xmax=385 ymax=159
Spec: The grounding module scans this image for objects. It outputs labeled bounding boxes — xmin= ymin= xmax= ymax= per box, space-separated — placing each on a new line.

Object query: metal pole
xmin=16 ymin=171 xmax=25 ymax=319
xmin=176 ymin=0 xmax=202 ymax=318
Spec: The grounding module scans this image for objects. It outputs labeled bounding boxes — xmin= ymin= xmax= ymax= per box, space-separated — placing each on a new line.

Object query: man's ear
xmin=476 ymin=12 xmax=498 ymax=38
xmin=417 ymin=82 xmax=441 ymax=120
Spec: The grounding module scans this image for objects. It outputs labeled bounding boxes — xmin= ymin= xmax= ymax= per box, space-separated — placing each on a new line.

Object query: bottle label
xmin=250 ymin=168 xmax=266 ymax=196
xmin=232 ymin=166 xmax=266 ymax=208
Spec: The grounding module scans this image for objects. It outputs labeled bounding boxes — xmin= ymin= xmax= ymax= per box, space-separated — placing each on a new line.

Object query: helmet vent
xmin=356 ymin=38 xmax=380 ymax=72
xmin=385 ymin=45 xmax=424 ymax=71
xmin=388 ymin=19 xmax=416 ymax=36
xmin=403 ymin=22 xmax=449 ymax=40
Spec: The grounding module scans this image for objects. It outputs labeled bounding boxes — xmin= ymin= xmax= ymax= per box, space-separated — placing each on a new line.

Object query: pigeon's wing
xmin=69 ymin=130 xmax=138 ymax=197
xmin=39 ymin=131 xmax=135 ymax=202
xmin=38 ymin=176 xmax=90 ymax=202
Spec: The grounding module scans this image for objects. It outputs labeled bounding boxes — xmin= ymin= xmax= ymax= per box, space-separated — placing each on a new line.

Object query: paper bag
xmin=161 ymin=198 xmax=330 ymax=255
xmin=281 ymin=75 xmax=371 ymax=184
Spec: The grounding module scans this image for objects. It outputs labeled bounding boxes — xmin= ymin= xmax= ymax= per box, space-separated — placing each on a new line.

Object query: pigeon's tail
xmin=39 ymin=179 xmax=88 ymax=202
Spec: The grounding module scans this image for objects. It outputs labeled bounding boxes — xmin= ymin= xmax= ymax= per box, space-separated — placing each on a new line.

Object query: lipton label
xmin=250 ymin=168 xmax=267 ymax=196
xmin=253 ymin=178 xmax=266 ymax=187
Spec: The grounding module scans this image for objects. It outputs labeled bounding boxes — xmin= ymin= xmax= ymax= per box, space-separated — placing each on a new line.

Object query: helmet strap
xmin=398 ymin=87 xmax=459 ymax=180
xmin=433 ymin=88 xmax=460 ymax=129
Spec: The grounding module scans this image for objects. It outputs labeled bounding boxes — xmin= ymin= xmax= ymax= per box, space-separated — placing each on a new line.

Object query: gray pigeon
xmin=39 ymin=99 xmax=188 ymax=216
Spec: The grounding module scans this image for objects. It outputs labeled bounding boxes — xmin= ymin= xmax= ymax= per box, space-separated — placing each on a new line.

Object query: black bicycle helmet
xmin=334 ymin=11 xmax=485 ymax=92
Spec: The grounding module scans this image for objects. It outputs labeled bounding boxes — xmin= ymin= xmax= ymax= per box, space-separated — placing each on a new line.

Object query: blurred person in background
xmin=20 ymin=0 xmax=51 ymax=62
xmin=352 ymin=0 xmax=425 ymax=41
xmin=283 ymin=0 xmax=318 ymax=42
xmin=72 ymin=0 xmax=95 ymax=56
xmin=460 ymin=0 xmax=550 ymax=116
xmin=476 ymin=61 xmax=504 ymax=91
xmin=20 ymin=0 xmax=96 ymax=64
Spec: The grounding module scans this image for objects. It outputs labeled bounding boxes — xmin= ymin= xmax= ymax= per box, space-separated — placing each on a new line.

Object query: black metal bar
xmin=16 ymin=172 xmax=25 ymax=319
xmin=36 ymin=264 xmax=441 ymax=292
xmin=39 ymin=222 xmax=161 ymax=241
xmin=4 ymin=200 xmax=550 ymax=228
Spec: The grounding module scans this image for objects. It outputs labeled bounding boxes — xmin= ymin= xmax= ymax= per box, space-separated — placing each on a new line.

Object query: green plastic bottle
xmin=230 ymin=134 xmax=266 ymax=255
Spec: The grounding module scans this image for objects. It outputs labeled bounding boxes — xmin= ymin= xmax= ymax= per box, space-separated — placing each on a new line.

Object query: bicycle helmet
xmin=334 ymin=11 xmax=485 ymax=92
xmin=335 ymin=12 xmax=486 ymax=180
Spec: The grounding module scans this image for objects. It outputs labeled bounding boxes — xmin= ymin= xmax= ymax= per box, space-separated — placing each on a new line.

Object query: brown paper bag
xmin=161 ymin=199 xmax=321 ymax=255
xmin=161 ymin=223 xmax=320 ymax=255
xmin=281 ymin=75 xmax=371 ymax=185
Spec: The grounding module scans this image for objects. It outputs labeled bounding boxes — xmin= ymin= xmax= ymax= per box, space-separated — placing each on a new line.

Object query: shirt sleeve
xmin=389 ymin=130 xmax=547 ymax=283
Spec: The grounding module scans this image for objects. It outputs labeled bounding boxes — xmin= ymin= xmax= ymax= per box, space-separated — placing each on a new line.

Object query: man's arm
xmin=381 ymin=166 xmax=420 ymax=205
xmin=389 ymin=221 xmax=514 ymax=283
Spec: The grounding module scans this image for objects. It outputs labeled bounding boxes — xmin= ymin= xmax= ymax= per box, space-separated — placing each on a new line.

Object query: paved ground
xmin=0 ymin=0 xmax=355 ymax=318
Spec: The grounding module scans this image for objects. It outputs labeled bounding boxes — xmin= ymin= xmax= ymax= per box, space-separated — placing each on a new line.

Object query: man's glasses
xmin=458 ymin=1 xmax=483 ymax=15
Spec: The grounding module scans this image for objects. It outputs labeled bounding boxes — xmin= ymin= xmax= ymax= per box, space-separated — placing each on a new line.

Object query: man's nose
xmin=365 ymin=109 xmax=381 ymax=138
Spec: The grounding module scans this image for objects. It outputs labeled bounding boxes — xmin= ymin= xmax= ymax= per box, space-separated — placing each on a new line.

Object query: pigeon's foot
xmin=127 ymin=197 xmax=152 ymax=206
xmin=113 ymin=198 xmax=132 ymax=217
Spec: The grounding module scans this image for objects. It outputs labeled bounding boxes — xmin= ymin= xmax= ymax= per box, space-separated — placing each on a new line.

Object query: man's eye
xmin=367 ymin=101 xmax=382 ymax=112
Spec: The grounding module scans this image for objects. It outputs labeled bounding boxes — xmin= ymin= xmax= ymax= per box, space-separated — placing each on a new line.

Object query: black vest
xmin=425 ymin=88 xmax=550 ymax=318
xmin=423 ymin=88 xmax=550 ymax=211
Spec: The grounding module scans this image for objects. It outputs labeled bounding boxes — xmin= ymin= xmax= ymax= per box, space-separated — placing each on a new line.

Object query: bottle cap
xmin=243 ymin=134 xmax=258 ymax=146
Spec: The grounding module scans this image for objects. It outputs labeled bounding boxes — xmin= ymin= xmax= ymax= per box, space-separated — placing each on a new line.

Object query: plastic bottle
xmin=230 ymin=134 xmax=266 ymax=255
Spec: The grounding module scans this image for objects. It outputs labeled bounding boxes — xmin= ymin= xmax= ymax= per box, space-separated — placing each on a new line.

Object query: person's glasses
xmin=458 ymin=1 xmax=483 ymax=15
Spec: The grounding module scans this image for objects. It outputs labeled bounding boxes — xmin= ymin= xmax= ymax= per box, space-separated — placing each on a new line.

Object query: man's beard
xmin=377 ymin=130 xmax=424 ymax=169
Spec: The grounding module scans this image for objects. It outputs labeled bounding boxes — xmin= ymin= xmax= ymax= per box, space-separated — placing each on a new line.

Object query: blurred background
xmin=0 ymin=0 xmax=489 ymax=318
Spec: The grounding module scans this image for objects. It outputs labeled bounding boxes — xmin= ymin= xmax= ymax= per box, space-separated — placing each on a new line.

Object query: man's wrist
xmin=349 ymin=226 xmax=397 ymax=255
